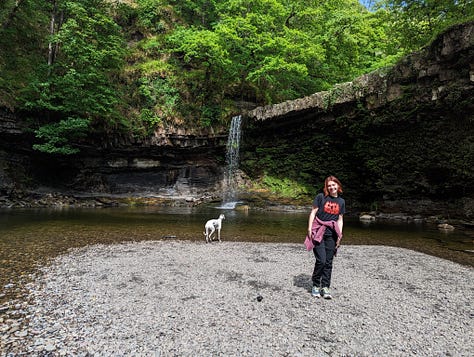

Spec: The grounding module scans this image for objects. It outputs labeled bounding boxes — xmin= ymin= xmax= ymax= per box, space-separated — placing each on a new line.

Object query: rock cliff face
xmin=0 ymin=109 xmax=229 ymax=202
xmin=240 ymin=21 xmax=473 ymax=218
xmin=0 ymin=21 xmax=473 ymax=216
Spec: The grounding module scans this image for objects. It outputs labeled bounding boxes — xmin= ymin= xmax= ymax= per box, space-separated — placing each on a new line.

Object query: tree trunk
xmin=1 ymin=0 xmax=25 ymax=29
xmin=47 ymin=1 xmax=57 ymax=68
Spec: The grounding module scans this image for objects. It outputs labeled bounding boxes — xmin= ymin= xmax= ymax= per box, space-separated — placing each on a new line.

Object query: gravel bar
xmin=1 ymin=241 xmax=473 ymax=356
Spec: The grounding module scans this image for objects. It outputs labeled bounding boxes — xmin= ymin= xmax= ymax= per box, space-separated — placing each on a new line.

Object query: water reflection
xmin=0 ymin=206 xmax=473 ymax=304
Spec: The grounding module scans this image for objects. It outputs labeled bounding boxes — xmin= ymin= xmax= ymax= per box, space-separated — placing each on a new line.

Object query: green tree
xmin=22 ymin=0 xmax=127 ymax=154
xmin=126 ymin=0 xmax=406 ymax=121
xmin=169 ymin=0 xmax=219 ymax=27
xmin=377 ymin=0 xmax=474 ymax=52
xmin=0 ymin=0 xmax=50 ymax=108
xmin=214 ymin=0 xmax=326 ymax=103
xmin=213 ymin=0 xmax=397 ymax=103
xmin=167 ymin=26 xmax=233 ymax=124
xmin=4 ymin=0 xmax=472 ymax=144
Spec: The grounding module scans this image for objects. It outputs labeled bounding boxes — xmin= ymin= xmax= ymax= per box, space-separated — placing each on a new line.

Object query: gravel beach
xmin=1 ymin=241 xmax=473 ymax=356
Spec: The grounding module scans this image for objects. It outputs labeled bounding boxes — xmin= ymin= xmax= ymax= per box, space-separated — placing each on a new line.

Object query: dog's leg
xmin=208 ymin=226 xmax=215 ymax=242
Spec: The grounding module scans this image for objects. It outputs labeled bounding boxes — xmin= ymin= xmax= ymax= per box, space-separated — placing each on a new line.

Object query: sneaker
xmin=321 ymin=287 xmax=332 ymax=299
xmin=311 ymin=286 xmax=321 ymax=297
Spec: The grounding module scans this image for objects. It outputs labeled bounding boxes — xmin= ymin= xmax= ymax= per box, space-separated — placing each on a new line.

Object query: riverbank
xmin=1 ymin=241 xmax=472 ymax=356
xmin=2 ymin=190 xmax=474 ymax=226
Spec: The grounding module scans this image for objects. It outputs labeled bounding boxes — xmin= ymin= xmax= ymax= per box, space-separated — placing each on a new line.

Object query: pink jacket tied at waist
xmin=304 ymin=216 xmax=343 ymax=251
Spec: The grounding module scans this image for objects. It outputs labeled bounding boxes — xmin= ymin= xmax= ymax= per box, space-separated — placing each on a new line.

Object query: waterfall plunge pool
xmin=0 ymin=205 xmax=472 ymax=305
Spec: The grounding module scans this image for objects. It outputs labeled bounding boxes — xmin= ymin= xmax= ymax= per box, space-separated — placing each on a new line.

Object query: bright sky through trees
xmin=359 ymin=0 xmax=375 ymax=9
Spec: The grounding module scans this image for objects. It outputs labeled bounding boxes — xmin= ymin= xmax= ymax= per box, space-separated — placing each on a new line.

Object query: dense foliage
xmin=0 ymin=0 xmax=473 ymax=153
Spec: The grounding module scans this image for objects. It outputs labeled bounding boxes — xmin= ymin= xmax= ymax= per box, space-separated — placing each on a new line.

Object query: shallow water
xmin=0 ymin=205 xmax=473 ymax=304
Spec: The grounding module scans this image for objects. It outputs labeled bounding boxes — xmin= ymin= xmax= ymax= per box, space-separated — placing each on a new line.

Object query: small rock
xmin=438 ymin=223 xmax=455 ymax=231
xmin=16 ymin=329 xmax=28 ymax=337
xmin=9 ymin=325 xmax=20 ymax=334
xmin=44 ymin=343 xmax=56 ymax=352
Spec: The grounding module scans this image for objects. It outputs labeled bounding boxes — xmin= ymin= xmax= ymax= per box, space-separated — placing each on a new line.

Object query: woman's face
xmin=327 ymin=180 xmax=339 ymax=197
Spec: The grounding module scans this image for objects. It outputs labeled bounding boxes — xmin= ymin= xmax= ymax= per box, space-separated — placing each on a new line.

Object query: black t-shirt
xmin=313 ymin=193 xmax=345 ymax=236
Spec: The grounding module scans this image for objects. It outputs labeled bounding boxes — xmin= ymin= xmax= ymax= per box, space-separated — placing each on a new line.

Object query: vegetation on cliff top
xmin=0 ymin=0 xmax=473 ymax=154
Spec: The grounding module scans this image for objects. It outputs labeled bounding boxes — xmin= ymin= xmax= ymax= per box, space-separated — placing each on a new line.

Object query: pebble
xmin=0 ymin=241 xmax=472 ymax=356
xmin=15 ymin=330 xmax=28 ymax=337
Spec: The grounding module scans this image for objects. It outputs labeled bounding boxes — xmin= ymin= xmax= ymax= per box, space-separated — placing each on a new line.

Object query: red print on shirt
xmin=324 ymin=201 xmax=340 ymax=215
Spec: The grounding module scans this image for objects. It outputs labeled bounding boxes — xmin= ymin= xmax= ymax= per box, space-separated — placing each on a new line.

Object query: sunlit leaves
xmin=33 ymin=117 xmax=90 ymax=154
xmin=2 ymin=0 xmax=473 ymax=142
xmin=376 ymin=0 xmax=474 ymax=52
xmin=168 ymin=27 xmax=231 ymax=69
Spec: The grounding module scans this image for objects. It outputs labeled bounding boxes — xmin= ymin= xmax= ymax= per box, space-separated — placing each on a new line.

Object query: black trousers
xmin=312 ymin=234 xmax=336 ymax=288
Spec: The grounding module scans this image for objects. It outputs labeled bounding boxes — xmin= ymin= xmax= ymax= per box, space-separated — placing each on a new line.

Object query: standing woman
xmin=307 ymin=176 xmax=345 ymax=299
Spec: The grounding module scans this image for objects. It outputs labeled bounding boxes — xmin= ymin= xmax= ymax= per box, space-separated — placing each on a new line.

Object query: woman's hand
xmin=307 ymin=206 xmax=318 ymax=239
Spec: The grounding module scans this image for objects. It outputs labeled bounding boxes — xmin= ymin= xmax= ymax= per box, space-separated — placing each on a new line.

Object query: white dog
xmin=203 ymin=214 xmax=225 ymax=243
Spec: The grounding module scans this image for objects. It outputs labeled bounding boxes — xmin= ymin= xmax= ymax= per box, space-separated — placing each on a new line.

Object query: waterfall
xmin=221 ymin=115 xmax=242 ymax=208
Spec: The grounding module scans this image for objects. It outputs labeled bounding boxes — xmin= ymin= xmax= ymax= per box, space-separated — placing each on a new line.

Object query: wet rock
xmin=359 ymin=214 xmax=375 ymax=221
xmin=438 ymin=223 xmax=455 ymax=231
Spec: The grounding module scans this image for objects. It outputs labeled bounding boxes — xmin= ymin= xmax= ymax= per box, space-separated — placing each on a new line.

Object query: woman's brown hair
xmin=323 ymin=176 xmax=343 ymax=196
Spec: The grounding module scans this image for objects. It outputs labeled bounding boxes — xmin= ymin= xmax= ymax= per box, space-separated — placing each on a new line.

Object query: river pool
xmin=0 ymin=205 xmax=473 ymax=305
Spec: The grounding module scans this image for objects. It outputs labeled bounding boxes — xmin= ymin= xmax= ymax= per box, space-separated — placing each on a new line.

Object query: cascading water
xmin=220 ymin=115 xmax=242 ymax=209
